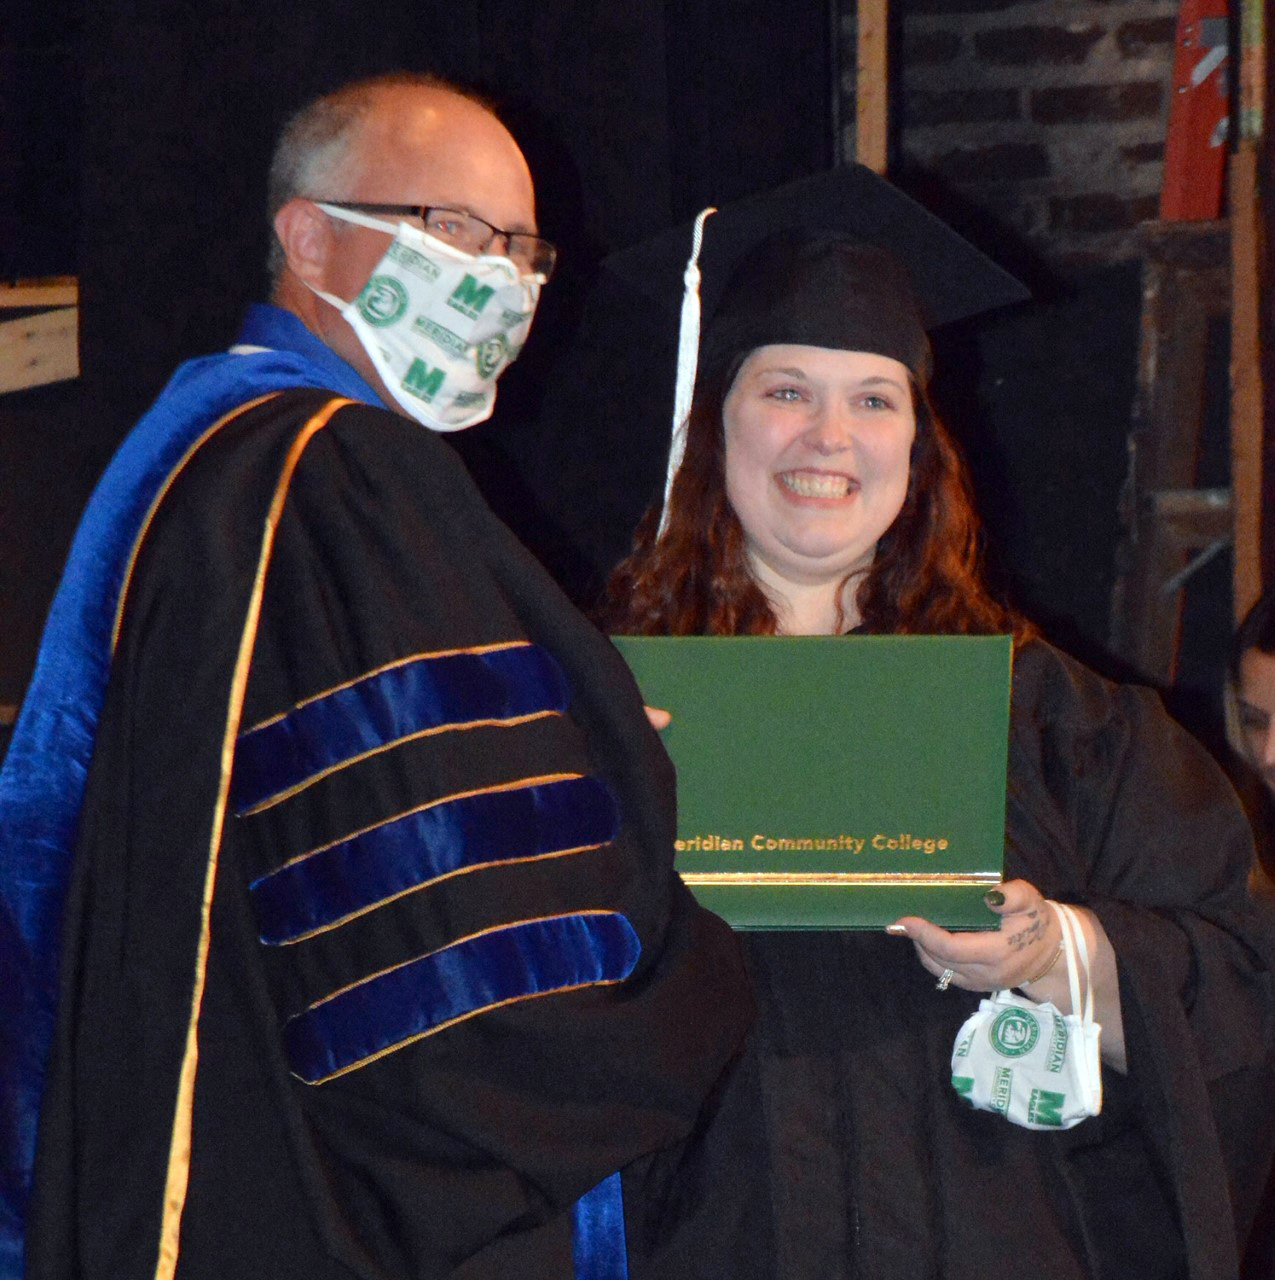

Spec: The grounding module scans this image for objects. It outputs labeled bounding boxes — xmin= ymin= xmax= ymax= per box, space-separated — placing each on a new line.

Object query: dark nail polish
xmin=984 ymin=889 xmax=1005 ymax=907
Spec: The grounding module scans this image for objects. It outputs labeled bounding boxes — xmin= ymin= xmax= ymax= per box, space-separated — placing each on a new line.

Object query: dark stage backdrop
xmin=28 ymin=0 xmax=1144 ymax=710
xmin=77 ymin=0 xmax=832 ymax=536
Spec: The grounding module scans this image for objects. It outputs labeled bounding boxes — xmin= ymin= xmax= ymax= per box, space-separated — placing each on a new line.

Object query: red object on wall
xmin=1160 ymin=0 xmax=1231 ymax=220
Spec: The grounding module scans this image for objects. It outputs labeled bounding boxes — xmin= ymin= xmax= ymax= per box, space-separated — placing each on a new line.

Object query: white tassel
xmin=658 ymin=206 xmax=717 ymax=538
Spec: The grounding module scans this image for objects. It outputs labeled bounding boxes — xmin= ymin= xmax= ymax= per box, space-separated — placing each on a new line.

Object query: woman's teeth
xmin=780 ymin=471 xmax=852 ymax=499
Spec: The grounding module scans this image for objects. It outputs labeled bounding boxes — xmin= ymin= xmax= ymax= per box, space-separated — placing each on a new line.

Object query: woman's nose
xmin=803 ymin=404 xmax=852 ymax=454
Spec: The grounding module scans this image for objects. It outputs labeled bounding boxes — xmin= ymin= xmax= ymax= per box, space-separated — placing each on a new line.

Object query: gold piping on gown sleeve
xmin=152 ymin=396 xmax=355 ymax=1280
xmin=236 ymin=709 xmax=564 ymax=817
xmin=242 ymin=638 xmax=545 ymax=732
xmin=264 ymin=772 xmax=605 ymax=946
xmin=294 ymin=910 xmax=634 ymax=1085
xmin=275 ymin=772 xmax=586 ymax=873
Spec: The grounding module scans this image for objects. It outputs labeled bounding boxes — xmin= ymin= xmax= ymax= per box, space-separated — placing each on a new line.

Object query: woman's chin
xmin=775 ymin=543 xmax=875 ymax=584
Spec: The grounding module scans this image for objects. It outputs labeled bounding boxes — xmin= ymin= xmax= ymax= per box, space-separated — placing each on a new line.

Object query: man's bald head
xmin=265 ymin=73 xmax=528 ymax=283
xmin=266 ymin=73 xmax=539 ymax=413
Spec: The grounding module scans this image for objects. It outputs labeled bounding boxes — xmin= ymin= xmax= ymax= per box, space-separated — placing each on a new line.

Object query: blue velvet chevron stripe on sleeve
xmin=283 ymin=912 xmax=641 ymax=1084
xmin=231 ymin=644 xmax=571 ymax=816
xmin=250 ymin=775 xmax=619 ymax=945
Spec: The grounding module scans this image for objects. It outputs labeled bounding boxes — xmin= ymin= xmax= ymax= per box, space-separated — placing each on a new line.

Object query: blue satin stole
xmin=0 ymin=304 xmax=381 ymax=1280
xmin=572 ymin=1174 xmax=629 ymax=1280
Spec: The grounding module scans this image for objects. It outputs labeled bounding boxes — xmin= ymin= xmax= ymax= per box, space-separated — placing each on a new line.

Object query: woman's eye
xmin=1241 ymin=708 xmax=1268 ymax=732
xmin=766 ymin=386 xmax=804 ymax=402
xmin=861 ymin=393 xmax=893 ymax=411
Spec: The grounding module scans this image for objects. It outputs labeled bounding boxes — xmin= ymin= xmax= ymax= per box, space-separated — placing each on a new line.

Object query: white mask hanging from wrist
xmin=950 ymin=901 xmax=1103 ymax=1130
xmin=307 ymin=203 xmax=542 ymax=432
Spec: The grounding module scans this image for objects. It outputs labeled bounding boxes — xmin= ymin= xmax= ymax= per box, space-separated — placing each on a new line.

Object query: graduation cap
xmin=601 ymin=164 xmax=1029 ymax=527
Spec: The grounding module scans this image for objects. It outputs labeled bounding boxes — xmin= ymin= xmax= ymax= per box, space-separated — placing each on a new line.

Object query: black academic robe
xmin=623 ymin=640 xmax=1275 ymax=1280
xmin=26 ymin=389 xmax=751 ymax=1279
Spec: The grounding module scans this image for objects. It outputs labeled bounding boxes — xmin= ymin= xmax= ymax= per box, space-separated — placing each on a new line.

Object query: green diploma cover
xmin=612 ymin=635 xmax=1012 ymax=930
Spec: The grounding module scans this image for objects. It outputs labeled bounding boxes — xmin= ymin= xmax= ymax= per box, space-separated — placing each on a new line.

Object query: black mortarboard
xmin=601 ymin=165 xmax=1028 ymax=527
xmin=603 ymin=164 xmax=1028 ymax=346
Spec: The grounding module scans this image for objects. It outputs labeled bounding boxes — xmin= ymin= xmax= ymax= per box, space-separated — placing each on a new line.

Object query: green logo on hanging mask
xmin=1027 ymin=1088 xmax=1067 ymax=1127
xmin=990 ymin=1008 xmax=1039 ymax=1058
xmin=358 ymin=276 xmax=409 ymax=327
xmin=1046 ymin=1012 xmax=1068 ymax=1072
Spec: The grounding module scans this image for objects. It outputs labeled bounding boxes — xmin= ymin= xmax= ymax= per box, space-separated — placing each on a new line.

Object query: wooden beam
xmin=1109 ymin=220 xmax=1231 ymax=682
xmin=1265 ymin=0 xmax=1275 ymax=585
xmin=0 ymin=306 xmax=79 ymax=393
xmin=0 ymin=279 xmax=78 ymax=309
xmin=1231 ymin=141 xmax=1264 ymax=623
xmin=856 ymin=0 xmax=889 ymax=174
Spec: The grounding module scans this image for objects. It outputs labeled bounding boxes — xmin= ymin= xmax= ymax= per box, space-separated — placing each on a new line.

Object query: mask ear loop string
xmin=1055 ymin=903 xmax=1093 ymax=1024
xmin=658 ymin=206 xmax=717 ymax=538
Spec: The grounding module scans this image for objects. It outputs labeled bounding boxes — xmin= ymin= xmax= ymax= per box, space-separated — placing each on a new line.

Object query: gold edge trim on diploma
xmin=680 ymin=871 xmax=1003 ymax=888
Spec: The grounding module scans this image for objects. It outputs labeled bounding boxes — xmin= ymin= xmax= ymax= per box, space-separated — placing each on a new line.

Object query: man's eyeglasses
xmin=321 ymin=202 xmax=557 ymax=281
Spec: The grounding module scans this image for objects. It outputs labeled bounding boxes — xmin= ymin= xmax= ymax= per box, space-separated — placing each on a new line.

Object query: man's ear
xmin=273 ymin=198 xmax=333 ymax=285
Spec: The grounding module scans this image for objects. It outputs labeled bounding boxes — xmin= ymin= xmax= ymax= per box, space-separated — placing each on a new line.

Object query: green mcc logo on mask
xmin=406 ymin=320 xmax=514 ymax=383
xmin=476 ymin=334 xmax=509 ymax=379
xmin=447 ymin=274 xmax=496 ymax=320
xmin=387 ymin=241 xmax=442 ymax=281
xmin=1045 ymin=1011 xmax=1068 ymax=1073
xmin=358 ymin=276 xmax=409 ymax=328
xmin=413 ymin=316 xmax=469 ymax=359
xmin=989 ymin=1007 xmax=1039 ymax=1058
xmin=401 ymin=359 xmax=445 ymax=403
xmin=398 ymin=363 xmax=488 ymax=408
xmin=1027 ymin=1088 xmax=1067 ymax=1127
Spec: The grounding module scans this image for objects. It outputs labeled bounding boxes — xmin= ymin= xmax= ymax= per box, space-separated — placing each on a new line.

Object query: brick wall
xmin=841 ymin=0 xmax=1182 ymax=268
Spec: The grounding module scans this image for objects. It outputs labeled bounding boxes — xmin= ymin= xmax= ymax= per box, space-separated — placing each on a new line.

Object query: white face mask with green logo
xmin=950 ymin=902 xmax=1102 ymax=1130
xmin=308 ymin=203 xmax=541 ymax=432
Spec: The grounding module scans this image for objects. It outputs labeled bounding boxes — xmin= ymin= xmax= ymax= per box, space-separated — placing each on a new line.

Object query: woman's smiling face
xmin=722 ymin=343 xmax=916 ymax=596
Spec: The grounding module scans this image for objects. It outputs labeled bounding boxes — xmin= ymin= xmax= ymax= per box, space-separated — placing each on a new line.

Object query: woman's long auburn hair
xmin=601 ymin=352 xmax=1033 ymax=641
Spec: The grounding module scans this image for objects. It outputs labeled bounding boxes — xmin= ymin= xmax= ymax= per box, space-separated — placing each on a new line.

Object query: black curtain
xmin=77 ymin=2 xmax=832 ymax=562
xmin=64 ymin=0 xmax=1146 ymax=679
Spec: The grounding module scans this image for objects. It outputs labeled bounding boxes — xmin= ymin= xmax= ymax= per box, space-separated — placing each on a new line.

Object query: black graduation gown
xmin=623 ymin=640 xmax=1275 ymax=1280
xmin=26 ymin=389 xmax=752 ymax=1279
